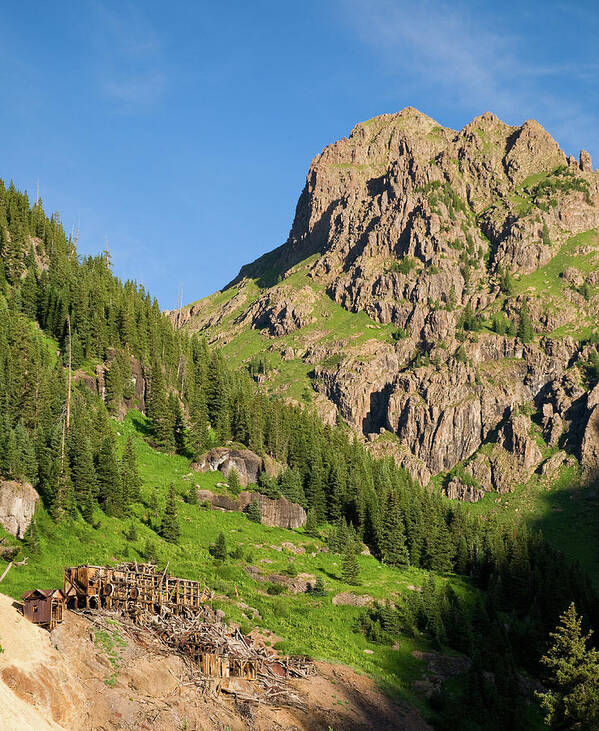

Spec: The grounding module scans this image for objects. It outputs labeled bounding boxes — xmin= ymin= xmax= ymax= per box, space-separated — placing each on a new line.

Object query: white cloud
xmin=101 ymin=71 xmax=165 ymax=105
xmin=91 ymin=1 xmax=166 ymax=107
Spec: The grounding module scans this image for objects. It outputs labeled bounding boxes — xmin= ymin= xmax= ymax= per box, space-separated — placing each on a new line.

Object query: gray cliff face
xmin=196 ymin=489 xmax=306 ymax=529
xmin=0 ymin=480 xmax=39 ymax=538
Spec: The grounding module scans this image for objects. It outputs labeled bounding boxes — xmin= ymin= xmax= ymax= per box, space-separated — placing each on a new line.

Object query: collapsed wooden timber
xmin=66 ymin=562 xmax=314 ymax=701
xmin=64 ymin=562 xmax=213 ymax=613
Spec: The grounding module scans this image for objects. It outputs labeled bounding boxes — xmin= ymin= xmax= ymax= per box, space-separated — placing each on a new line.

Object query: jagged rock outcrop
xmin=541 ymin=451 xmax=571 ymax=480
xmin=192 ymin=447 xmax=282 ymax=487
xmin=176 ymin=108 xmax=599 ymax=497
xmin=238 ymin=285 xmax=317 ymax=336
xmin=443 ymin=410 xmax=545 ymax=501
xmin=0 ymin=480 xmax=39 ymax=538
xmin=581 ymin=383 xmax=599 ymax=485
xmin=445 ymin=477 xmax=485 ymax=503
xmin=197 ymin=489 xmax=306 ymax=529
xmin=498 ymin=410 xmax=543 ymax=473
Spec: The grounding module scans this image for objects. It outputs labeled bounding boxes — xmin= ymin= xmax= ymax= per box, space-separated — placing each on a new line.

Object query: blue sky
xmin=0 ymin=1 xmax=597 ymax=308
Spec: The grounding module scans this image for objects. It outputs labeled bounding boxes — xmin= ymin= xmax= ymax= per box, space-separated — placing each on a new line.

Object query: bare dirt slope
xmin=0 ymin=593 xmax=430 ymax=731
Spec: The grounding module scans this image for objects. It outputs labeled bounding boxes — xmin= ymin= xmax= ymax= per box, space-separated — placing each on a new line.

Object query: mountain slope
xmin=174 ymin=108 xmax=599 ymax=500
xmin=0 ymin=411 xmax=472 ymax=729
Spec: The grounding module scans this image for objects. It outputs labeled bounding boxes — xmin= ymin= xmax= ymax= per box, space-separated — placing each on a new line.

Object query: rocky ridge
xmin=174 ymin=108 xmax=599 ymax=500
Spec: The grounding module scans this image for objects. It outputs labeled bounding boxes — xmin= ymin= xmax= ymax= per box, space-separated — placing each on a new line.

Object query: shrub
xmin=390 ymin=256 xmax=418 ymax=275
xmin=184 ymin=484 xmax=198 ymax=504
xmin=210 ymin=532 xmax=227 ymax=560
xmin=230 ymin=545 xmax=245 ymax=560
xmin=391 ymin=326 xmax=408 ymax=341
xmin=306 ymin=575 xmax=326 ymax=597
xmin=284 ymin=560 xmax=298 ymax=577
xmin=244 ymin=500 xmax=262 ymax=523
xmin=272 ymin=599 xmax=289 ymax=618
xmin=266 ymin=582 xmax=286 ymax=595
xmin=239 ymin=620 xmax=253 ymax=636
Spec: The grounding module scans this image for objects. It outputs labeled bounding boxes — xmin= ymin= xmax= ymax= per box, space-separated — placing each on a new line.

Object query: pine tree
xmin=52 ymin=463 xmax=75 ymax=521
xmin=3 ymin=428 xmax=19 ymax=478
xmin=228 ymin=467 xmax=242 ymax=495
xmin=307 ymin=575 xmax=326 ymax=596
xmin=498 ymin=267 xmax=515 ymax=296
xmin=213 ymin=531 xmax=227 ymax=560
xmin=147 ymin=364 xmax=175 ymax=450
xmin=160 ymin=484 xmax=180 ymax=543
xmin=185 ymin=483 xmax=198 ymax=505
xmin=124 ymin=521 xmax=138 ymax=541
xmin=96 ymin=435 xmax=123 ymax=517
xmin=105 ymin=355 xmax=125 ymax=415
xmin=144 ymin=538 xmax=158 ymax=564
xmin=517 ymin=301 xmax=534 ymax=344
xmin=304 ymin=509 xmax=319 ymax=537
xmin=424 ymin=516 xmax=455 ymax=573
xmin=378 ymin=492 xmax=410 ymax=567
xmin=120 ymin=436 xmax=142 ymax=504
xmin=22 ymin=512 xmax=40 ymax=556
xmin=279 ymin=468 xmax=305 ymax=506
xmin=14 ymin=421 xmax=37 ymax=481
xmin=171 ymin=394 xmax=186 ymax=454
xmin=305 ymin=461 xmax=327 ymax=524
xmin=536 ymin=603 xmax=599 ymax=729
xmin=69 ymin=404 xmax=98 ymax=513
xmin=20 ymin=268 xmax=38 ymax=320
xmin=81 ymin=485 xmax=95 ymax=523
xmin=188 ymin=380 xmax=209 ymax=457
xmin=70 ymin=434 xmax=97 ymax=513
xmin=329 ymin=517 xmax=349 ymax=554
xmin=342 ymin=538 xmax=360 ymax=585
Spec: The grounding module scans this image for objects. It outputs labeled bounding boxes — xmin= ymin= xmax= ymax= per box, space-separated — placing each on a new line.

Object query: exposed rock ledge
xmin=197 ymin=489 xmax=306 ymax=529
xmin=0 ymin=480 xmax=39 ymax=538
xmin=192 ymin=447 xmax=283 ymax=487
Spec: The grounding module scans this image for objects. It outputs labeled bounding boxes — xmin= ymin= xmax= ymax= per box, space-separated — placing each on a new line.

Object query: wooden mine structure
xmin=63 ymin=562 xmax=213 ymax=614
xmin=61 ymin=562 xmax=314 ymax=687
xmin=176 ymin=628 xmax=259 ymax=680
xmin=22 ymin=589 xmax=66 ymax=630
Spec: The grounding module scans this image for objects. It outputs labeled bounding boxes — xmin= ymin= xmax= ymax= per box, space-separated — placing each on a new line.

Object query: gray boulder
xmin=0 ymin=480 xmax=39 ymax=538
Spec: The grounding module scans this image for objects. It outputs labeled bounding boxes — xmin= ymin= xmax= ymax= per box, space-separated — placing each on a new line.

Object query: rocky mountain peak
xmin=177 ymin=109 xmax=599 ymax=500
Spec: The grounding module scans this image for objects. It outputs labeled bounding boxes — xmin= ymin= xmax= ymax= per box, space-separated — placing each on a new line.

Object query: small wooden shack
xmin=22 ymin=589 xmax=66 ymax=630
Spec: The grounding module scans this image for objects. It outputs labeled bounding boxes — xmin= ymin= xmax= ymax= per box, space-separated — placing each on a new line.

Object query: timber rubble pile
xmin=27 ymin=562 xmax=315 ymax=707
